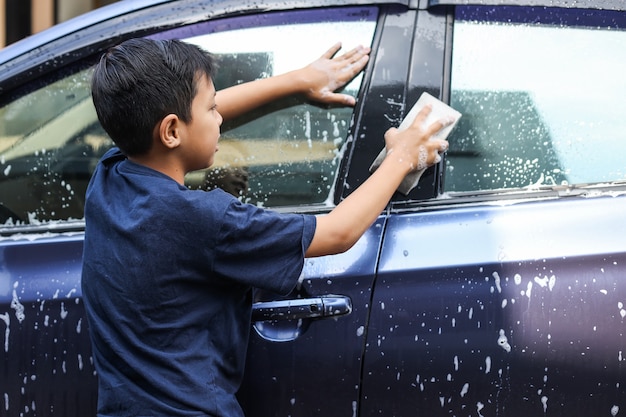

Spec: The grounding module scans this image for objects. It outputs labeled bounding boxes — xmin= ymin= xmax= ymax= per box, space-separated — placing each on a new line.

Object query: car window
xmin=446 ymin=6 xmax=626 ymax=193
xmin=0 ymin=7 xmax=376 ymax=228
xmin=165 ymin=8 xmax=377 ymax=207
xmin=0 ymin=67 xmax=108 ymax=225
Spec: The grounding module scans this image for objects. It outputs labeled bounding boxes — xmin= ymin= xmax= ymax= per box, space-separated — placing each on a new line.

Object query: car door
xmin=361 ymin=2 xmax=626 ymax=417
xmin=175 ymin=7 xmax=383 ymax=417
xmin=0 ymin=1 xmax=395 ymax=416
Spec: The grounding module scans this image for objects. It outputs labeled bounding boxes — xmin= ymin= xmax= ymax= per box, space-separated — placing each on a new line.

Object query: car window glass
xmin=0 ymin=68 xmax=109 ymax=226
xmin=446 ymin=6 xmax=626 ymax=193
xmin=175 ymin=8 xmax=376 ymax=207
xmin=0 ymin=7 xmax=376 ymax=228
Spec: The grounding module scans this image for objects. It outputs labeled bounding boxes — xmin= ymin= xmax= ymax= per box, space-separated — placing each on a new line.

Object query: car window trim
xmin=427 ymin=0 xmax=625 ymax=11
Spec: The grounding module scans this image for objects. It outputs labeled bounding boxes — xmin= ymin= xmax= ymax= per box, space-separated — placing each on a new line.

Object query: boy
xmin=82 ymin=38 xmax=449 ymax=416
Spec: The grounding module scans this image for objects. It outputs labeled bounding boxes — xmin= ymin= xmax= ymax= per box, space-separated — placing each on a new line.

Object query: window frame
xmin=442 ymin=4 xmax=626 ymax=195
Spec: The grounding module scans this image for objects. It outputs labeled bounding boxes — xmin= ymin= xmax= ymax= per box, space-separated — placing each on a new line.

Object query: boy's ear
xmin=158 ymin=114 xmax=181 ymax=149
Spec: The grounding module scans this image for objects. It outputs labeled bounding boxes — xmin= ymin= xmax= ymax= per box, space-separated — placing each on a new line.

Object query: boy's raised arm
xmin=214 ymin=42 xmax=370 ymax=121
xmin=305 ymin=105 xmax=450 ymax=258
xmin=213 ymin=41 xmax=448 ymax=258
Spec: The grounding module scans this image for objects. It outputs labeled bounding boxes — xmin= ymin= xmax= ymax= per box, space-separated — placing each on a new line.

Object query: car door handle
xmin=251 ymin=296 xmax=352 ymax=322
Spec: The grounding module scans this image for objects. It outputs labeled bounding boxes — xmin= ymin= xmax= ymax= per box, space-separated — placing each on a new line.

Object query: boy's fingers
xmin=323 ymin=92 xmax=357 ymax=107
xmin=338 ymin=46 xmax=358 ymax=61
xmin=341 ymin=54 xmax=369 ymax=77
xmin=429 ymin=138 xmax=450 ymax=152
xmin=384 ymin=127 xmax=399 ymax=141
xmin=410 ymin=104 xmax=433 ymax=128
xmin=431 ymin=139 xmax=449 ymax=153
xmin=321 ymin=42 xmax=343 ymax=59
xmin=340 ymin=45 xmax=371 ymax=63
xmin=333 ymin=53 xmax=368 ymax=78
xmin=424 ymin=115 xmax=455 ymax=137
xmin=335 ymin=47 xmax=370 ymax=80
xmin=426 ymin=140 xmax=448 ymax=166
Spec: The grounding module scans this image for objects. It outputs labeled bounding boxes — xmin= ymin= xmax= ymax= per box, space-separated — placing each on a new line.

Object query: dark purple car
xmin=1 ymin=0 xmax=625 ymax=416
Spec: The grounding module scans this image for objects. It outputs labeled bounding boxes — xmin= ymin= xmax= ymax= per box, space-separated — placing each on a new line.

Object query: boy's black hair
xmin=91 ymin=38 xmax=216 ymax=156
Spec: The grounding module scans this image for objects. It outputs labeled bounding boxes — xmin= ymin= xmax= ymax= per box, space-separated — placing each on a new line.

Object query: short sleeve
xmin=212 ymin=197 xmax=316 ymax=295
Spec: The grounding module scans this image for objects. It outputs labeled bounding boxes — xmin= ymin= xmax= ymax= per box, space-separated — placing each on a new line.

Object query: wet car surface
xmin=1 ymin=0 xmax=625 ymax=416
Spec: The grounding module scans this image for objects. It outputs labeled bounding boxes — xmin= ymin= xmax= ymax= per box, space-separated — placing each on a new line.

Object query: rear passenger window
xmin=446 ymin=6 xmax=626 ymax=192
xmin=0 ymin=7 xmax=376 ymax=228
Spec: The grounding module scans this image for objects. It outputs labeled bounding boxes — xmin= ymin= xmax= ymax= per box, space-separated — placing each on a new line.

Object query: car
xmin=1 ymin=0 xmax=625 ymax=415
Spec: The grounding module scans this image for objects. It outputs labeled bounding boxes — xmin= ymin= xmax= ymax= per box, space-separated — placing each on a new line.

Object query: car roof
xmin=2 ymin=0 xmax=623 ymax=64
xmin=433 ymin=0 xmax=625 ymax=9
xmin=0 ymin=0 xmax=410 ymax=92
xmin=0 ymin=0 xmax=623 ymax=93
xmin=0 ymin=0 xmax=406 ymax=66
xmin=0 ymin=0 xmax=165 ymax=64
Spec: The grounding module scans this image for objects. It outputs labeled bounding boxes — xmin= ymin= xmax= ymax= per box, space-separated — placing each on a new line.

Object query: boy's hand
xmin=299 ymin=42 xmax=371 ymax=106
xmin=384 ymin=105 xmax=450 ymax=173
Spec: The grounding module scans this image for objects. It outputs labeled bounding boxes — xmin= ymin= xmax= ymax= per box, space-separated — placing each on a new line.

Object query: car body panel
xmin=0 ymin=234 xmax=97 ymax=414
xmin=238 ymin=218 xmax=385 ymax=416
xmin=362 ymin=194 xmax=626 ymax=416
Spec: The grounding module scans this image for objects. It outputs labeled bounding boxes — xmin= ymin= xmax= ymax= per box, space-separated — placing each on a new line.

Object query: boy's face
xmin=182 ymin=74 xmax=222 ymax=171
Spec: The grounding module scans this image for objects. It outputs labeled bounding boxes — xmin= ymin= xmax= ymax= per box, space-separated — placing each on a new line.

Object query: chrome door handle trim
xmin=251 ymin=295 xmax=352 ymax=322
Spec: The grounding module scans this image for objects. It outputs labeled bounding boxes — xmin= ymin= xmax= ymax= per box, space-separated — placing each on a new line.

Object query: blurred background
xmin=0 ymin=0 xmax=119 ymax=48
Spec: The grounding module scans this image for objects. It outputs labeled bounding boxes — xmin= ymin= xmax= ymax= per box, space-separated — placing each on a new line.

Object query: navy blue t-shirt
xmin=81 ymin=148 xmax=316 ymax=417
